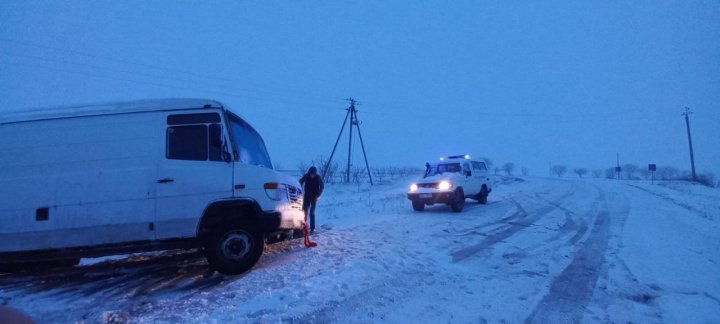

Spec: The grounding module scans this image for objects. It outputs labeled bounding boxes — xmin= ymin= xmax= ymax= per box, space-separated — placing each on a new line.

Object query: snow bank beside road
xmin=614 ymin=180 xmax=720 ymax=322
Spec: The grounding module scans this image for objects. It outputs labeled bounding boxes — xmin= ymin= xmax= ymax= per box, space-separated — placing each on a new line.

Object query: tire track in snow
xmin=525 ymin=205 xmax=612 ymax=324
xmin=451 ymin=201 xmax=556 ymax=262
xmin=450 ymin=184 xmax=577 ymax=263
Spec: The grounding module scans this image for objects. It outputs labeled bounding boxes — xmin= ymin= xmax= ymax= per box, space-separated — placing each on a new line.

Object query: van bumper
xmin=261 ymin=207 xmax=305 ymax=232
xmin=407 ymin=191 xmax=456 ymax=204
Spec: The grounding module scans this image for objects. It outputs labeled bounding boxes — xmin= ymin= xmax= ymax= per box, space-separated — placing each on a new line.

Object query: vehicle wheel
xmin=412 ymin=200 xmax=425 ymax=211
xmin=478 ymin=185 xmax=489 ymax=205
xmin=203 ymin=221 xmax=264 ymax=275
xmin=450 ymin=188 xmax=465 ymax=212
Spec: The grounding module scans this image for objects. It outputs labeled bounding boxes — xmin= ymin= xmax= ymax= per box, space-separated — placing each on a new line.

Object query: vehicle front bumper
xmin=407 ymin=191 xmax=456 ymax=204
xmin=262 ymin=203 xmax=305 ymax=232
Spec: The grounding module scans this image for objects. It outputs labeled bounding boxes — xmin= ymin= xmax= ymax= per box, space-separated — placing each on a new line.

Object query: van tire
xmin=412 ymin=200 xmax=425 ymax=211
xmin=478 ymin=185 xmax=489 ymax=205
xmin=450 ymin=188 xmax=465 ymax=212
xmin=203 ymin=221 xmax=264 ymax=275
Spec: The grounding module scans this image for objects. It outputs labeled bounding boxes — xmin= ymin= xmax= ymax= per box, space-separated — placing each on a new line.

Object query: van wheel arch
xmin=197 ymin=199 xmax=263 ymax=240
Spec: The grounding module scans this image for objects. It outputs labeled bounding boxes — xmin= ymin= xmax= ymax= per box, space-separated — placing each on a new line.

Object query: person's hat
xmin=309 ymin=166 xmax=317 ymax=174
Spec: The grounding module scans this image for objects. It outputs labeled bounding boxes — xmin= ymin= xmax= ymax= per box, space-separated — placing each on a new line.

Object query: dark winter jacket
xmin=299 ymin=173 xmax=324 ymax=200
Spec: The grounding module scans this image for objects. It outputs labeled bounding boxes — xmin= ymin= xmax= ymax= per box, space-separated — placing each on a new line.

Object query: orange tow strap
xmin=303 ymin=211 xmax=317 ymax=247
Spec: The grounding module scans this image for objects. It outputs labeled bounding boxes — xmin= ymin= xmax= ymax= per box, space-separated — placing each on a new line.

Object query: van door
xmin=473 ymin=161 xmax=490 ymax=191
xmin=462 ymin=162 xmax=478 ymax=195
xmin=156 ymin=112 xmax=233 ymax=240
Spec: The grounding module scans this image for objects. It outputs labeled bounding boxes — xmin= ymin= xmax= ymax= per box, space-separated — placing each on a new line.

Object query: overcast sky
xmin=1 ymin=1 xmax=718 ymax=177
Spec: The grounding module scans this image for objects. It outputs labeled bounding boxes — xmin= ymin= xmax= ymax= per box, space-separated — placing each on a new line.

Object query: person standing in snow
xmin=299 ymin=166 xmax=324 ymax=232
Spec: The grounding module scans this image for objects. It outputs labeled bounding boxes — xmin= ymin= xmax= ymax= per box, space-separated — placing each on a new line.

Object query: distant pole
xmin=682 ymin=107 xmax=697 ymax=182
xmin=346 ymin=100 xmax=354 ymax=183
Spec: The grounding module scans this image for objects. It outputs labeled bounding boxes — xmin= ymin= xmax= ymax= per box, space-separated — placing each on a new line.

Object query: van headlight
xmin=437 ymin=181 xmax=452 ymax=190
xmin=264 ymin=182 xmax=289 ymax=201
xmin=409 ymin=183 xmax=419 ymax=192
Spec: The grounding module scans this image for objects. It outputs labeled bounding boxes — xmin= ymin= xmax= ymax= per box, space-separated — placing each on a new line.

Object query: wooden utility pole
xmin=683 ymin=107 xmax=697 ymax=182
xmin=323 ymin=98 xmax=374 ymax=185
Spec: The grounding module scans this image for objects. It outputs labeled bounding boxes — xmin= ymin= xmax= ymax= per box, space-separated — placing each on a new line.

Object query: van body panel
xmin=0 ymin=112 xmax=158 ymax=252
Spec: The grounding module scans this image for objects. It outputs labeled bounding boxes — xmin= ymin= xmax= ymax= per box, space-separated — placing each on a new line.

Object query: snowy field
xmin=1 ymin=176 xmax=719 ymax=323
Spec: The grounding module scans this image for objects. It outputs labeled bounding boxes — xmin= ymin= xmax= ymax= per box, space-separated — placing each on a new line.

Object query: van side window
xmin=167 ymin=125 xmax=208 ymax=161
xmin=472 ymin=162 xmax=482 ymax=171
xmin=479 ymin=162 xmax=487 ymax=171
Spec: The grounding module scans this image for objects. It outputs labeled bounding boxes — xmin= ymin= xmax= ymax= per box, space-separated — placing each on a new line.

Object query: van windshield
xmin=227 ymin=112 xmax=273 ymax=169
xmin=425 ymin=163 xmax=461 ymax=177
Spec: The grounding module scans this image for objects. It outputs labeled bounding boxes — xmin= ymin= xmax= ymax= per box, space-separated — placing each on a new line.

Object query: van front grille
xmin=288 ymin=185 xmax=303 ymax=209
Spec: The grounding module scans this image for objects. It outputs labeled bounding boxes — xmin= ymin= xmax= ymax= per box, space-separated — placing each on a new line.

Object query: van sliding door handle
xmin=157 ymin=178 xmax=175 ymax=184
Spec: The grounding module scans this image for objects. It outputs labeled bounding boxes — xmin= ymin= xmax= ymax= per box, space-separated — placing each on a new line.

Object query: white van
xmin=0 ymin=98 xmax=305 ymax=274
xmin=407 ymin=155 xmax=492 ymax=212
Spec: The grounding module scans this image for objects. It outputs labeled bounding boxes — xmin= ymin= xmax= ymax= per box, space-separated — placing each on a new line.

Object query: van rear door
xmin=156 ymin=112 xmax=233 ymax=240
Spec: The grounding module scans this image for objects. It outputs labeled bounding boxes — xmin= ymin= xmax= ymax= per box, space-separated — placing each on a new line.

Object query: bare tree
xmin=296 ymin=161 xmax=309 ymax=177
xmin=387 ymin=166 xmax=399 ymax=179
xmin=502 ymin=162 xmax=515 ymax=176
xmin=623 ymin=163 xmax=639 ymax=180
xmin=313 ymin=155 xmax=340 ymax=184
xmin=697 ymin=172 xmax=716 ymax=187
xmin=373 ymin=167 xmax=388 ymax=183
xmin=551 ymin=165 xmax=568 ymax=177
xmin=657 ymin=166 xmax=679 ymax=180
xmin=351 ymin=167 xmax=367 ymax=184
xmin=591 ymin=169 xmax=603 ymax=178
xmin=573 ymin=168 xmax=588 ymax=178
xmin=493 ymin=167 xmax=501 ymax=175
xmin=403 ymin=167 xmax=422 ymax=177
xmin=605 ymin=167 xmax=616 ymax=179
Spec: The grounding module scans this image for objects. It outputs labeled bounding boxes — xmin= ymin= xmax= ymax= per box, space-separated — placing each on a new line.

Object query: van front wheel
xmin=204 ymin=222 xmax=264 ymax=275
xmin=450 ymin=188 xmax=465 ymax=212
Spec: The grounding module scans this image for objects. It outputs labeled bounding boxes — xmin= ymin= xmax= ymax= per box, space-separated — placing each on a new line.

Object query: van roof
xmin=0 ymin=98 xmax=224 ymax=124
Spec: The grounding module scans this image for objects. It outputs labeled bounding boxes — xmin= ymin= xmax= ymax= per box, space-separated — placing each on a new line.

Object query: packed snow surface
xmin=1 ymin=176 xmax=718 ymax=323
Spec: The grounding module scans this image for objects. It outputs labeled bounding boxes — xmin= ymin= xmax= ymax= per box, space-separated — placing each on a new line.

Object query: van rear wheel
xmin=478 ymin=186 xmax=489 ymax=205
xmin=204 ymin=221 xmax=264 ymax=275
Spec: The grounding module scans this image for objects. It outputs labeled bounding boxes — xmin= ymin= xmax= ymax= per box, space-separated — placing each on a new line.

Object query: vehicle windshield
xmin=227 ymin=112 xmax=273 ymax=169
xmin=425 ymin=163 xmax=461 ymax=177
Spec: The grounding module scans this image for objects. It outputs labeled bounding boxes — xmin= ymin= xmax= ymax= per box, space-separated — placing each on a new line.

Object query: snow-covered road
xmin=1 ymin=177 xmax=718 ymax=323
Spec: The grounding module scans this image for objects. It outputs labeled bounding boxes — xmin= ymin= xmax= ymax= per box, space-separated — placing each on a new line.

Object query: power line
xmin=0 ymin=50 xmax=345 ymax=107
xmin=0 ymin=38 xmax=347 ymax=106
xmin=0 ymin=59 xmax=349 ymax=111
